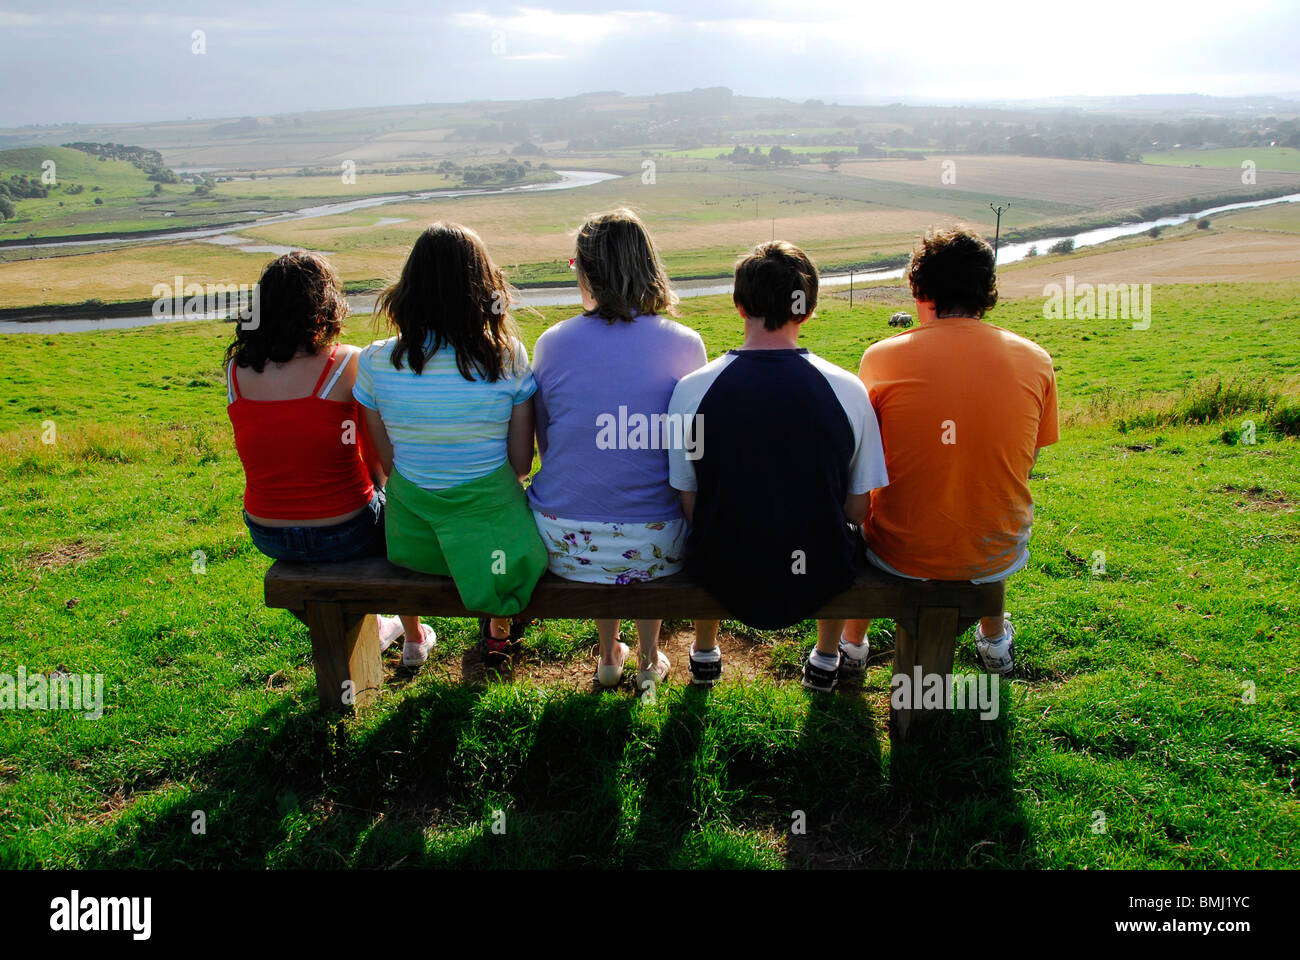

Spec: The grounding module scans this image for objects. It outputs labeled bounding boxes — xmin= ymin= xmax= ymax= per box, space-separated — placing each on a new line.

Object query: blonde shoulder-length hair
xmin=573 ymin=207 xmax=678 ymax=323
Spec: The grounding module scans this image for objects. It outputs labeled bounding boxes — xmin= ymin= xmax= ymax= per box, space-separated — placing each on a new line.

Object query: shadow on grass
xmin=84 ymin=667 xmax=1033 ymax=869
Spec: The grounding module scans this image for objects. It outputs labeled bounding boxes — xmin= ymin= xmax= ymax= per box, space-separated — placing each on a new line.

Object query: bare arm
xmin=678 ymin=489 xmax=696 ymax=525
xmin=357 ymin=413 xmax=388 ymax=488
xmin=360 ymin=406 xmax=394 ymax=478
xmin=329 ymin=349 xmax=387 ymax=487
xmin=507 ymin=397 xmax=536 ymax=480
xmin=843 ymin=492 xmax=868 ymax=526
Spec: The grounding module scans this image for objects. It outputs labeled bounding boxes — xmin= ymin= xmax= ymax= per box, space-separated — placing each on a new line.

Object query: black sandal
xmin=477 ymin=616 xmax=531 ymax=659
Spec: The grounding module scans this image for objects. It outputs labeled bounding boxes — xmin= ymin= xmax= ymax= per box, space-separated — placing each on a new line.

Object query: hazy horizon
xmin=3 ymin=0 xmax=1299 ymax=128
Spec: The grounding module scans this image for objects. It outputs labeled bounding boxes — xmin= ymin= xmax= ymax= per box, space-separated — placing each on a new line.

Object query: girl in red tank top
xmin=224 ymin=252 xmax=433 ymax=665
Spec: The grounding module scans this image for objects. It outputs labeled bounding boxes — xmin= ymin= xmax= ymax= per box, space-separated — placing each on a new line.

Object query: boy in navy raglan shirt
xmin=667 ymin=241 xmax=889 ymax=691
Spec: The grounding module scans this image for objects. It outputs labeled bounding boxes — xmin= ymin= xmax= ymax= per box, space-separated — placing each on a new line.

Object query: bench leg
xmin=890 ymin=607 xmax=960 ymax=743
xmin=304 ymin=601 xmax=382 ymax=711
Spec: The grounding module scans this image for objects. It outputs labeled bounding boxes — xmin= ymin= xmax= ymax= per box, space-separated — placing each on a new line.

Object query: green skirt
xmin=385 ymin=463 xmax=547 ymax=616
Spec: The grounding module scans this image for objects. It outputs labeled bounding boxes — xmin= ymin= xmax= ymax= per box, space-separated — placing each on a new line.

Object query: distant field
xmin=1208 ymin=201 xmax=1300 ymax=233
xmin=0 ymin=242 xmax=274 ymax=310
xmin=211 ymin=166 xmax=556 ymax=202
xmin=835 ymin=154 xmax=1300 ymax=213
xmin=1141 ymin=147 xmax=1300 ymax=173
xmin=995 ymin=219 xmax=1300 ymax=299
xmin=661 ymin=145 xmax=861 ymax=159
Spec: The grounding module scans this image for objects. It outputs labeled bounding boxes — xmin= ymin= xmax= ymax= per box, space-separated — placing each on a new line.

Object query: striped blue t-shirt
xmin=353 ymin=334 xmax=536 ymax=491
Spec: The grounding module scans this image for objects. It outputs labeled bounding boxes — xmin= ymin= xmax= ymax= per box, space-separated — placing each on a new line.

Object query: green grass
xmin=1 ymin=282 xmax=1298 ymax=868
xmin=1141 ymin=147 xmax=1300 ymax=173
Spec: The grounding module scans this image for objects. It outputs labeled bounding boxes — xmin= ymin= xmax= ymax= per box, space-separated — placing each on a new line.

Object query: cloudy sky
xmin=2 ymin=0 xmax=1298 ymax=126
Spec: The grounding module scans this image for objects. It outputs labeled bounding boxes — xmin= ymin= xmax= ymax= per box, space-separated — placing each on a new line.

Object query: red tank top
xmin=227 ymin=346 xmax=376 ymax=520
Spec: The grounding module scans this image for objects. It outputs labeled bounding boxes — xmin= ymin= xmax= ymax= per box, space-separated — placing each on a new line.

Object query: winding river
xmin=3 ymin=183 xmax=1297 ymax=335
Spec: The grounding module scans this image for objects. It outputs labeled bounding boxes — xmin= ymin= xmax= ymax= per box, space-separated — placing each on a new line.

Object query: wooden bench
xmin=264 ymin=556 xmax=1004 ymax=740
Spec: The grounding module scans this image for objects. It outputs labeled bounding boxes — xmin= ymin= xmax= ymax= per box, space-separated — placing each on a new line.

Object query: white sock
xmin=809 ymin=648 xmax=840 ymax=671
xmin=691 ymin=643 xmax=721 ymax=662
xmin=839 ymin=635 xmax=869 ymax=660
xmin=978 ymin=623 xmax=1008 ymax=645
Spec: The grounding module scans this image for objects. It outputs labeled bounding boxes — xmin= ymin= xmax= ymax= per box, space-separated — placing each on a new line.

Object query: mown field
xmin=1 ymin=280 xmax=1297 ymax=868
xmin=1141 ymin=147 xmax=1300 ymax=173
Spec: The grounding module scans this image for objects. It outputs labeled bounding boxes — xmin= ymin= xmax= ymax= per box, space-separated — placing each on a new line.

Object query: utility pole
xmin=849 ymin=271 xmax=854 ymax=308
xmin=990 ymin=201 xmax=1011 ymax=264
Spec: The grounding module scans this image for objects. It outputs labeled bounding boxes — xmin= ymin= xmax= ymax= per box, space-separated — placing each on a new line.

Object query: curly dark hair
xmin=574 ymin=208 xmax=678 ymax=324
xmin=224 ymin=251 xmax=347 ymax=372
xmin=732 ymin=240 xmax=819 ymax=331
xmin=375 ymin=222 xmax=519 ymax=381
xmin=905 ymin=225 xmax=998 ymax=318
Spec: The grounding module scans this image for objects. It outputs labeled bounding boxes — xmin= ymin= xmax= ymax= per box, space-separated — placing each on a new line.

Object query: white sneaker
xmin=401 ymin=624 xmax=437 ymax=667
xmin=975 ymin=615 xmax=1014 ymax=676
xmin=838 ymin=636 xmax=870 ymax=674
xmin=377 ymin=616 xmax=404 ymax=651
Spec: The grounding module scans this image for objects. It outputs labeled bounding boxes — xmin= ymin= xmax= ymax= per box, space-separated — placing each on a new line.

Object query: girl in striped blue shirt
xmin=354 ymin=222 xmax=547 ymax=659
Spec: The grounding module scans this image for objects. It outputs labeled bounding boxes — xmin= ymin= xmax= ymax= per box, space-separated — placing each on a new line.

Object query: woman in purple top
xmin=528 ymin=208 xmax=707 ymax=695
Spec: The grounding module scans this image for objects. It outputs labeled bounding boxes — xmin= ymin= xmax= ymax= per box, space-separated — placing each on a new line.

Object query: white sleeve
xmin=667 ymin=374 xmax=702 ymax=492
xmin=666 ymin=354 xmax=733 ymax=492
xmin=805 ymin=353 xmax=888 ymax=494
xmin=847 ymin=396 xmax=889 ymax=494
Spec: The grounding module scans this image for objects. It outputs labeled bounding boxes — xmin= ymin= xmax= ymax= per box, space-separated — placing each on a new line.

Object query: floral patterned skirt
xmin=531 ymin=511 xmax=689 ymax=584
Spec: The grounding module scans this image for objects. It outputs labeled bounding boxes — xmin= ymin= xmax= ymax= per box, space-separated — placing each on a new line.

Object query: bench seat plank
xmin=264 ymin=556 xmax=1004 ymax=621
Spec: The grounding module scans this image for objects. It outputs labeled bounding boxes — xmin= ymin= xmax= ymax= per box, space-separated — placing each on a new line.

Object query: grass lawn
xmin=0 ymin=282 xmax=1297 ymax=868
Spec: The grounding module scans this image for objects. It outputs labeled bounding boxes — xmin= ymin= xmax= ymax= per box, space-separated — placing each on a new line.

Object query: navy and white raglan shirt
xmin=667 ymin=349 xmax=889 ymax=629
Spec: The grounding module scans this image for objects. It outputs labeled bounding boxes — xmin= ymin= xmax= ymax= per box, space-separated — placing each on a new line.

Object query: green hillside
xmin=0 ymin=145 xmax=193 ymax=240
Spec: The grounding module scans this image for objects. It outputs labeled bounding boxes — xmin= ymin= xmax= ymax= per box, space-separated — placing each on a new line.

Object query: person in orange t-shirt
xmin=840 ymin=225 xmax=1058 ymax=676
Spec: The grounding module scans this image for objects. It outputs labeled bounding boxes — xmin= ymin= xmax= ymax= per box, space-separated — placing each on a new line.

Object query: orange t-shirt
xmin=859 ymin=316 xmax=1058 ymax=581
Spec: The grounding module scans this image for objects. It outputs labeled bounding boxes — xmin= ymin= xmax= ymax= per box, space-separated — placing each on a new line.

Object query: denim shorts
xmin=245 ymin=489 xmax=386 ymax=563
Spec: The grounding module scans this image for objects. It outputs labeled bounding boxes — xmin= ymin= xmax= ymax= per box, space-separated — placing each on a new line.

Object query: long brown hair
xmin=224 ymin=251 xmax=346 ymax=371
xmin=574 ymin=208 xmax=677 ymax=324
xmin=375 ymin=222 xmax=519 ymax=380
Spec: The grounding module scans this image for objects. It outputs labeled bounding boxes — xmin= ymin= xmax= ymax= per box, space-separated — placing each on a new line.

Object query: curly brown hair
xmin=905 ymin=225 xmax=999 ymax=318
xmin=574 ymin=208 xmax=678 ymax=324
xmin=375 ymin=222 xmax=519 ymax=381
xmin=224 ymin=251 xmax=347 ymax=372
xmin=732 ymin=240 xmax=819 ymax=331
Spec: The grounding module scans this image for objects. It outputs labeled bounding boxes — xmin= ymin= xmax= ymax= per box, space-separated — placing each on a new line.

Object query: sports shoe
xmin=838 ymin=636 xmax=870 ymax=675
xmin=377 ymin=615 xmax=404 ymax=652
xmin=975 ymin=615 xmax=1014 ymax=676
xmin=801 ymin=649 xmax=840 ymax=693
xmin=688 ymin=645 xmax=723 ymax=686
xmin=401 ymin=623 xmax=437 ymax=667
